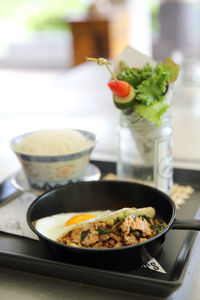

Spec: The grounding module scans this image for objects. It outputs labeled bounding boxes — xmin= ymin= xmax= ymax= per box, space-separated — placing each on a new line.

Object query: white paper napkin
xmin=0 ymin=192 xmax=38 ymax=240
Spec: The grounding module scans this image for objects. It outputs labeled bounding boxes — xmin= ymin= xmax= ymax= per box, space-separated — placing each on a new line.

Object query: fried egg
xmin=34 ymin=211 xmax=108 ymax=241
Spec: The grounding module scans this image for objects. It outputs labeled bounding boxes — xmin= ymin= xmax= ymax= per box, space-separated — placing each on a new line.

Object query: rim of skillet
xmin=26 ymin=180 xmax=176 ymax=252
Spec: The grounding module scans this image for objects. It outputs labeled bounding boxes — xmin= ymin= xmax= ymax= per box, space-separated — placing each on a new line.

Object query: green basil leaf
xmin=150 ymin=223 xmax=164 ymax=233
xmin=132 ymin=230 xmax=143 ymax=240
xmin=141 ymin=215 xmax=151 ymax=223
xmin=80 ymin=230 xmax=90 ymax=242
xmin=97 ymin=221 xmax=121 ymax=235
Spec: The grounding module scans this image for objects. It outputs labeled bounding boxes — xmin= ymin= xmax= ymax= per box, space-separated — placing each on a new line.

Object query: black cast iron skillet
xmin=27 ymin=180 xmax=199 ymax=271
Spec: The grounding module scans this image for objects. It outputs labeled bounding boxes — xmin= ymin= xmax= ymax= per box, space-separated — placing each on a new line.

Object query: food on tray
xmin=87 ymin=56 xmax=180 ymax=126
xmin=56 ymin=207 xmax=167 ymax=248
xmin=34 ymin=211 xmax=107 ymax=240
xmin=13 ymin=129 xmax=94 ymax=156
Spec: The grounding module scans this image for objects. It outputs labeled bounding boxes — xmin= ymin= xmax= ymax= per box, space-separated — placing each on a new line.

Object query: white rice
xmin=14 ymin=129 xmax=94 ymax=156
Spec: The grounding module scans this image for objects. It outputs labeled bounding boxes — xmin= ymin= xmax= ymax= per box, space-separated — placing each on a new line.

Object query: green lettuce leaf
xmin=162 ymin=56 xmax=180 ymax=82
xmin=136 ymin=72 xmax=169 ymax=105
xmin=118 ymin=63 xmax=153 ymax=88
xmin=133 ymin=101 xmax=170 ymax=127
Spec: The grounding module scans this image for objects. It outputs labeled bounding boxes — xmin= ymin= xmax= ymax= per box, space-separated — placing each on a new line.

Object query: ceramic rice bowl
xmin=10 ymin=129 xmax=96 ymax=190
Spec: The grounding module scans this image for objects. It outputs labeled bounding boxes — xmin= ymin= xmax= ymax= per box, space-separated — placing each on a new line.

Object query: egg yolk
xmin=65 ymin=214 xmax=97 ymax=226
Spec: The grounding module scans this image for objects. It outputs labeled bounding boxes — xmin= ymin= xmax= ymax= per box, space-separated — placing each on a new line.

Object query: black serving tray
xmin=0 ymin=160 xmax=200 ymax=298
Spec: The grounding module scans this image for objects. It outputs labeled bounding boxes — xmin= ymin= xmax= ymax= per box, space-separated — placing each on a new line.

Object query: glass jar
xmin=116 ymin=102 xmax=173 ymax=195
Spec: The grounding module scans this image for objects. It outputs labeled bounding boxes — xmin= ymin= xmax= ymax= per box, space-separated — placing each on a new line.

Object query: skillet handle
xmin=171 ymin=219 xmax=200 ymax=231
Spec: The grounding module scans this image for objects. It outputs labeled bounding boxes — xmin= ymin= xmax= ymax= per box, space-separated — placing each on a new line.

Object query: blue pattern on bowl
xmin=18 ymin=148 xmax=93 ymax=162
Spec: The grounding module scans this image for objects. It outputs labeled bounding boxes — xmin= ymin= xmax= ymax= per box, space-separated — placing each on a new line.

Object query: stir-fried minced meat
xmin=121 ymin=215 xmax=152 ymax=237
xmin=57 ymin=215 xmax=166 ymax=248
xmin=71 ymin=229 xmax=82 ymax=243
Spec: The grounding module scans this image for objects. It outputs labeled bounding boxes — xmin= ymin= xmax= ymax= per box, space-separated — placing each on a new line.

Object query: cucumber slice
xmin=113 ymin=86 xmax=136 ymax=109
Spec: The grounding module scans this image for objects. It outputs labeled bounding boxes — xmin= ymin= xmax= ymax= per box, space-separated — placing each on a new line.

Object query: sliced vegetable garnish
xmin=102 ymin=207 xmax=155 ymax=226
xmin=113 ymin=85 xmax=136 ymax=109
xmin=86 ymin=56 xmax=180 ymax=126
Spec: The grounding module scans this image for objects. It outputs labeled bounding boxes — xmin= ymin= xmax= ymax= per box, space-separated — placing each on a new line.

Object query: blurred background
xmin=0 ymin=0 xmax=200 ymax=179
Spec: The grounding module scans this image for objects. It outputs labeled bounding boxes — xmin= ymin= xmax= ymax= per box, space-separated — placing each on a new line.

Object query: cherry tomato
xmin=108 ymin=80 xmax=131 ymax=98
